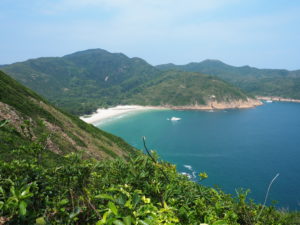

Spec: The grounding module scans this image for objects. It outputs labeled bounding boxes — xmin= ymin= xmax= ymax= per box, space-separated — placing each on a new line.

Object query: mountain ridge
xmin=157 ymin=60 xmax=300 ymax=99
xmin=1 ymin=49 xmax=161 ymax=114
xmin=1 ymin=49 xmax=260 ymax=115
xmin=157 ymin=59 xmax=299 ymax=72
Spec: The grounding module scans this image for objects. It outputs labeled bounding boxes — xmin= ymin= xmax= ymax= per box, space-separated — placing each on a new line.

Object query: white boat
xmin=266 ymin=100 xmax=273 ymax=103
xmin=170 ymin=117 xmax=181 ymax=121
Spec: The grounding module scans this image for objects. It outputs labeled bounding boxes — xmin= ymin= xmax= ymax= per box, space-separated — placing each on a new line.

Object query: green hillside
xmin=1 ymin=49 xmax=161 ymax=115
xmin=0 ymin=70 xmax=135 ymax=161
xmin=1 ymin=50 xmax=259 ymax=115
xmin=124 ymin=71 xmax=252 ymax=106
xmin=157 ymin=60 xmax=300 ymax=99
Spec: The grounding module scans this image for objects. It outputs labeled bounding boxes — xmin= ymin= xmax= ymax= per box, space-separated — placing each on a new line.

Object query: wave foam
xmin=183 ymin=165 xmax=193 ymax=171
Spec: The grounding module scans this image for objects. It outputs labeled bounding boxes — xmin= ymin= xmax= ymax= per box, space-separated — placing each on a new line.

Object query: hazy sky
xmin=1 ymin=0 xmax=300 ymax=69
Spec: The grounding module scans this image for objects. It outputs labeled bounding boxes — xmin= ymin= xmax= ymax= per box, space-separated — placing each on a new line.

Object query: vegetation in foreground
xmin=0 ymin=133 xmax=299 ymax=224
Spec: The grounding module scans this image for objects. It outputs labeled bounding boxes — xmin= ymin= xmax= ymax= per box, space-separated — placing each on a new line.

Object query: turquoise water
xmin=97 ymin=102 xmax=300 ymax=210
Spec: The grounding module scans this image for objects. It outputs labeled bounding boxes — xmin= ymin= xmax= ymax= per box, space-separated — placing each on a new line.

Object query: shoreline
xmin=80 ymin=99 xmax=262 ymax=124
xmin=169 ymin=98 xmax=262 ymax=110
xmin=80 ymin=105 xmax=167 ymax=124
xmin=257 ymin=96 xmax=300 ymax=103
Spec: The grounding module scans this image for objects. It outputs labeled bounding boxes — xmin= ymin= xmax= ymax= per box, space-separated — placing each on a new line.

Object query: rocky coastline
xmin=257 ymin=96 xmax=300 ymax=103
xmin=167 ymin=98 xmax=263 ymax=110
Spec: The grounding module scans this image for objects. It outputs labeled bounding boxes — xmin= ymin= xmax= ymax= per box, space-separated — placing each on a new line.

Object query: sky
xmin=1 ymin=0 xmax=300 ymax=70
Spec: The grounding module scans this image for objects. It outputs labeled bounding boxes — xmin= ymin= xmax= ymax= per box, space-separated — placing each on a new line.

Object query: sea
xmin=96 ymin=102 xmax=300 ymax=210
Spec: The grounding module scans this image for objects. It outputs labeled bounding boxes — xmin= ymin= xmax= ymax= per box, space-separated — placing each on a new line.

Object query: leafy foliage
xmin=157 ymin=60 xmax=300 ymax=99
xmin=0 ymin=143 xmax=299 ymax=225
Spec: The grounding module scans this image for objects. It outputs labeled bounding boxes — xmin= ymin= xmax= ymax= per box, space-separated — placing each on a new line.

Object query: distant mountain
xmin=124 ymin=70 xmax=260 ymax=109
xmin=157 ymin=60 xmax=300 ymax=99
xmin=2 ymin=49 xmax=260 ymax=115
xmin=0 ymin=70 xmax=135 ymax=161
xmin=1 ymin=49 xmax=161 ymax=115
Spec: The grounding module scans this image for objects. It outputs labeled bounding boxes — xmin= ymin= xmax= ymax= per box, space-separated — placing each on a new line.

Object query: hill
xmin=124 ymin=70 xmax=261 ymax=109
xmin=157 ymin=60 xmax=300 ymax=99
xmin=0 ymin=70 xmax=135 ymax=161
xmin=1 ymin=49 xmax=161 ymax=115
xmin=1 ymin=50 xmax=260 ymax=115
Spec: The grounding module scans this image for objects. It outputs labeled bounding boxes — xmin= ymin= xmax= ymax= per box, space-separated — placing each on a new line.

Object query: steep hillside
xmin=0 ymin=70 xmax=136 ymax=161
xmin=124 ymin=71 xmax=261 ymax=109
xmin=1 ymin=49 xmax=161 ymax=115
xmin=157 ymin=60 xmax=300 ymax=99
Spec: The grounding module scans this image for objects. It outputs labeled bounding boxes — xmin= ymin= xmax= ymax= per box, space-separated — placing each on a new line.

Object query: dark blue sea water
xmin=97 ymin=102 xmax=300 ymax=210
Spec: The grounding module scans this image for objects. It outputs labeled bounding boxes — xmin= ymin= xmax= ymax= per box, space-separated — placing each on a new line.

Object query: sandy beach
xmin=80 ymin=105 xmax=166 ymax=124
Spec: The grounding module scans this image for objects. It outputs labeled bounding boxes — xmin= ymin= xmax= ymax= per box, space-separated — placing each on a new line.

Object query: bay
xmin=97 ymin=102 xmax=300 ymax=210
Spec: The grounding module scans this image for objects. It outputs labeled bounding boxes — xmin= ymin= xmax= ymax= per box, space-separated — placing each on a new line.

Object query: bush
xmin=0 ymin=144 xmax=299 ymax=225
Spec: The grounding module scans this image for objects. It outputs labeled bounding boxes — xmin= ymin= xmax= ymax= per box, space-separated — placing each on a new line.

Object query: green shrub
xmin=0 ymin=144 xmax=298 ymax=224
